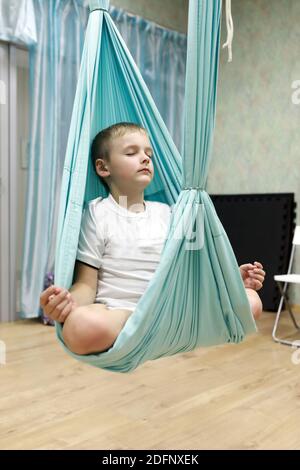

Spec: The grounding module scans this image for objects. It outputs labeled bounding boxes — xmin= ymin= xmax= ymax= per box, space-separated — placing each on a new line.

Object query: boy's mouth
xmin=138 ymin=168 xmax=151 ymax=174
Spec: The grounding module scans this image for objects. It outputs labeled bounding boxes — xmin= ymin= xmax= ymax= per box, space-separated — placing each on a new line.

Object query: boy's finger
xmin=58 ymin=303 xmax=73 ymax=323
xmin=55 ymin=299 xmax=70 ymax=314
xmin=45 ymin=291 xmax=68 ymax=313
xmin=254 ymin=261 xmax=263 ymax=269
xmin=250 ymin=273 xmax=265 ymax=282
xmin=252 ymin=269 xmax=265 ymax=277
xmin=240 ymin=263 xmax=255 ymax=271
xmin=45 ymin=298 xmax=69 ymax=318
xmin=54 ymin=287 xmax=64 ymax=294
xmin=249 ymin=279 xmax=262 ymax=290
xmin=48 ymin=290 xmax=69 ymax=308
xmin=40 ymin=285 xmax=56 ymax=306
xmin=253 ymin=271 xmax=265 ymax=279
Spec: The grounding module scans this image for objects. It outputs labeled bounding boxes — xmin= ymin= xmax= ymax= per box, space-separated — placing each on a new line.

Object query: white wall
xmin=112 ymin=0 xmax=188 ymax=32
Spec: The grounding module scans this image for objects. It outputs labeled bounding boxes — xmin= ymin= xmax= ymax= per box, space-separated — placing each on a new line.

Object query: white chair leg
xmin=272 ymin=282 xmax=300 ymax=346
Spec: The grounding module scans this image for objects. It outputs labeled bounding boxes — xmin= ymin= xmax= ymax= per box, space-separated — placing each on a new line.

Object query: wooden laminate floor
xmin=0 ymin=311 xmax=300 ymax=450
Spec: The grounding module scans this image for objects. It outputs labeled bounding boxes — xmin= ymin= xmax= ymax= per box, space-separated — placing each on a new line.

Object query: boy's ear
xmin=95 ymin=158 xmax=110 ymax=177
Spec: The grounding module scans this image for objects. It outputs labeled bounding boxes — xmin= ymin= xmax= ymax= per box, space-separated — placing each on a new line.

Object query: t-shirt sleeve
xmin=76 ymin=202 xmax=104 ymax=269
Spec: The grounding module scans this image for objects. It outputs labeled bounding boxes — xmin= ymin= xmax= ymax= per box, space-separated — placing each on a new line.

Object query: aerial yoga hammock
xmin=55 ymin=0 xmax=256 ymax=373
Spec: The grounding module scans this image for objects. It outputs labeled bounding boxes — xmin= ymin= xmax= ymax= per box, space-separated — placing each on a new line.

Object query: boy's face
xmin=96 ymin=130 xmax=154 ymax=191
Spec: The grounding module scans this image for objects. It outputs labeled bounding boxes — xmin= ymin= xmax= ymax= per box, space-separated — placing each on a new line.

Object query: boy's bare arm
xmin=69 ymin=261 xmax=98 ymax=306
xmin=40 ymin=261 xmax=98 ymax=323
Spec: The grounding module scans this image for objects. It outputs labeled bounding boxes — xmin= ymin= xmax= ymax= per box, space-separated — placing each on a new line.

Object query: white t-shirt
xmin=76 ymin=194 xmax=171 ymax=311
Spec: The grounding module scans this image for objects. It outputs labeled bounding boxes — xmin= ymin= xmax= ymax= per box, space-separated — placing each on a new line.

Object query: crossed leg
xmin=62 ymin=304 xmax=133 ymax=355
xmin=62 ymin=289 xmax=262 ymax=356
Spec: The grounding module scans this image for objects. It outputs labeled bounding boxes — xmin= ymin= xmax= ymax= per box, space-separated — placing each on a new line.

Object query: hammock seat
xmin=55 ymin=0 xmax=256 ymax=373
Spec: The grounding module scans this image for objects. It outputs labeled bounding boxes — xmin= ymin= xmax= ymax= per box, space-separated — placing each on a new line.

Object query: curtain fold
xmin=54 ymin=0 xmax=256 ymax=373
xmin=20 ymin=0 xmax=187 ymax=318
xmin=0 ymin=0 xmax=37 ymax=45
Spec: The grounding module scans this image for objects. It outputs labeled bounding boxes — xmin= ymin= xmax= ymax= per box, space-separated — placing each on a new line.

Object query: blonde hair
xmin=91 ymin=122 xmax=147 ymax=167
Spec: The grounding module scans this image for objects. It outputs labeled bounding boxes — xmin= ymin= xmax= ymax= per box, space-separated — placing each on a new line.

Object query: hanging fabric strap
xmin=89 ymin=0 xmax=109 ymax=12
xmin=222 ymin=0 xmax=234 ymax=62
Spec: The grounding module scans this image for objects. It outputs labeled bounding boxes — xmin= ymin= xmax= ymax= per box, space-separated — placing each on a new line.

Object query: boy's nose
xmin=142 ymin=154 xmax=150 ymax=163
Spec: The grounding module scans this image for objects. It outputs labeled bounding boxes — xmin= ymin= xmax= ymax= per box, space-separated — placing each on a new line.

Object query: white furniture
xmin=272 ymin=226 xmax=300 ymax=346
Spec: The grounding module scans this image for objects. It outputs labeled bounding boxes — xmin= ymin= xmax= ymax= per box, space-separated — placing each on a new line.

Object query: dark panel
xmin=211 ymin=193 xmax=297 ymax=311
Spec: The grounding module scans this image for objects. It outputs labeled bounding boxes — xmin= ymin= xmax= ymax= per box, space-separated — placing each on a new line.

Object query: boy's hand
xmin=40 ymin=286 xmax=77 ymax=323
xmin=239 ymin=262 xmax=265 ymax=291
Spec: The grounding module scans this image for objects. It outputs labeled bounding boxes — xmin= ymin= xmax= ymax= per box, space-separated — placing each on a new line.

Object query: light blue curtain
xmin=0 ymin=0 xmax=37 ymax=45
xmin=20 ymin=0 xmax=187 ymax=318
xmin=55 ymin=0 xmax=256 ymax=373
xmin=20 ymin=0 xmax=89 ymax=318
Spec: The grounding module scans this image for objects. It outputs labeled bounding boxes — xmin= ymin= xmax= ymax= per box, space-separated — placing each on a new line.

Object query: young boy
xmin=40 ymin=123 xmax=265 ymax=355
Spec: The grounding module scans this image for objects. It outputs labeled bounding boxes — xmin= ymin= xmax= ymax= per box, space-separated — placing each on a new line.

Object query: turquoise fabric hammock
xmin=55 ymin=0 xmax=256 ymax=373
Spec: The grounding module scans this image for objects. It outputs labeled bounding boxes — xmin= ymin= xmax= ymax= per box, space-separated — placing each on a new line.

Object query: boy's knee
xmin=246 ymin=289 xmax=263 ymax=320
xmin=252 ymin=296 xmax=263 ymax=320
xmin=62 ymin=307 xmax=107 ymax=355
